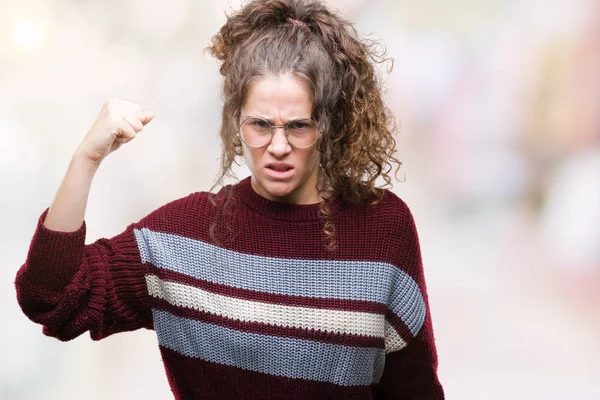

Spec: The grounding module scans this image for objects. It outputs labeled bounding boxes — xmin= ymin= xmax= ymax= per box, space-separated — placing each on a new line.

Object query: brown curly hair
xmin=206 ymin=0 xmax=401 ymax=250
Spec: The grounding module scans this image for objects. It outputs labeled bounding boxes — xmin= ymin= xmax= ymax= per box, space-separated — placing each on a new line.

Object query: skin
xmin=240 ymin=74 xmax=322 ymax=204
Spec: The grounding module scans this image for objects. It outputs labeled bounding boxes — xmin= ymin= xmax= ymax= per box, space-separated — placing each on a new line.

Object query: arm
xmin=14 ymin=98 xmax=157 ymax=341
xmin=42 ymin=150 xmax=99 ymax=233
xmin=14 ymin=206 xmax=155 ymax=341
xmin=375 ymin=296 xmax=444 ymax=399
xmin=375 ymin=203 xmax=445 ymax=399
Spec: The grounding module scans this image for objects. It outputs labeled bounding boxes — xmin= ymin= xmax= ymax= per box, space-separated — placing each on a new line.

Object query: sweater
xmin=14 ymin=176 xmax=444 ymax=400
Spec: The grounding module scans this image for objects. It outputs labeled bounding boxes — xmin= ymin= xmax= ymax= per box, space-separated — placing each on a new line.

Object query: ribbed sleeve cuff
xmin=20 ymin=208 xmax=87 ymax=291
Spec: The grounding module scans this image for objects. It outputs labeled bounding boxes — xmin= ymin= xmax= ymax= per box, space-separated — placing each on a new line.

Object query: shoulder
xmin=362 ymin=188 xmax=419 ymax=233
xmin=378 ymin=189 xmax=414 ymax=215
xmin=335 ymin=188 xmax=423 ymax=275
xmin=130 ymin=189 xmax=214 ymax=229
xmin=131 ymin=192 xmax=198 ymax=229
xmin=337 ymin=188 xmax=420 ymax=247
xmin=132 ymin=183 xmax=240 ymax=231
xmin=365 ymin=189 xmax=421 ymax=255
xmin=363 ymin=190 xmax=424 ymax=278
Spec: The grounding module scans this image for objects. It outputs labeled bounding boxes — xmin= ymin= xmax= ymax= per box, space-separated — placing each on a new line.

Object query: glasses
xmin=238 ymin=116 xmax=319 ymax=148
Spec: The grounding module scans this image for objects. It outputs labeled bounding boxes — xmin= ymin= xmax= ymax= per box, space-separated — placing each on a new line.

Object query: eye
xmin=287 ymin=120 xmax=310 ymax=131
xmin=251 ymin=119 xmax=271 ymax=129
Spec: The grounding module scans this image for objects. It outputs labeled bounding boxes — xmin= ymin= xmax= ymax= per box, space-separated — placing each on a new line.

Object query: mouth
xmin=265 ymin=163 xmax=295 ymax=179
xmin=266 ymin=163 xmax=294 ymax=172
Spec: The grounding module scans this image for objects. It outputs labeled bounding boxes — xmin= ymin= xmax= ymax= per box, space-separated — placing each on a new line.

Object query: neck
xmin=249 ymin=176 xmax=322 ymax=205
xmin=235 ymin=177 xmax=339 ymax=221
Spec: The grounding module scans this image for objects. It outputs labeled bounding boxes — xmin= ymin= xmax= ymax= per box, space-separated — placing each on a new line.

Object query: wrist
xmin=72 ymin=147 xmax=102 ymax=171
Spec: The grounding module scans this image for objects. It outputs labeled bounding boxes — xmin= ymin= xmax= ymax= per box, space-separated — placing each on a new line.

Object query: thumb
xmin=142 ymin=110 xmax=155 ymax=125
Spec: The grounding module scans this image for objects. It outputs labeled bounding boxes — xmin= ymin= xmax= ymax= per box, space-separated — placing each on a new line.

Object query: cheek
xmin=242 ymin=147 xmax=260 ymax=169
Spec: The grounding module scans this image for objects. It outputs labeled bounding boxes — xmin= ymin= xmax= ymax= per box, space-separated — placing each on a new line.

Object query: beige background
xmin=1 ymin=0 xmax=599 ymax=398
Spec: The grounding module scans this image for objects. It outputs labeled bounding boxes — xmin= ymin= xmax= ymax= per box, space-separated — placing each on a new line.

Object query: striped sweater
xmin=15 ymin=176 xmax=444 ymax=399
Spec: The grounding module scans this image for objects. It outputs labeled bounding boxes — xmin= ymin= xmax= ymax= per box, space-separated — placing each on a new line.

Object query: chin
xmin=262 ymin=180 xmax=296 ymax=199
xmin=251 ymin=173 xmax=296 ymax=200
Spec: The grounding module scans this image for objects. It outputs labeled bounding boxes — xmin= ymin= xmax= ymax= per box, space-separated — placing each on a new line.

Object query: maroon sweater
xmin=15 ymin=177 xmax=444 ymax=399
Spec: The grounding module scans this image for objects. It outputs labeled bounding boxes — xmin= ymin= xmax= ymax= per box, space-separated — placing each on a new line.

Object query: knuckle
xmin=108 ymin=115 xmax=121 ymax=126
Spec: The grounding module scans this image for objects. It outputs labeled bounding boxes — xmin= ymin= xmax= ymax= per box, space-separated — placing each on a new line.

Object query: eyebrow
xmin=242 ymin=115 xmax=311 ymax=124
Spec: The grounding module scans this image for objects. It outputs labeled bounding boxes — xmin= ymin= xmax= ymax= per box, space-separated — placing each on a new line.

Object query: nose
xmin=267 ymin=126 xmax=291 ymax=157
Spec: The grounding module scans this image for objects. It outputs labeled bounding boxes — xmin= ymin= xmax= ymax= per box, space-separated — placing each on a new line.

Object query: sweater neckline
xmin=235 ymin=176 xmax=341 ymax=221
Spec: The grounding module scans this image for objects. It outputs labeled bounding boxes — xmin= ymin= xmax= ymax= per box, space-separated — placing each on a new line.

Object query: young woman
xmin=15 ymin=0 xmax=444 ymax=398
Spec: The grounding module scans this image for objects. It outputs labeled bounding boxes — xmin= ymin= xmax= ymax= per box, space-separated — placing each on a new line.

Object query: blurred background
xmin=1 ymin=0 xmax=599 ymax=398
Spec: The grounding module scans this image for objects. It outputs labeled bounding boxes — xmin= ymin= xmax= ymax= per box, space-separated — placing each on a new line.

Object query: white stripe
xmin=384 ymin=320 xmax=407 ymax=353
xmin=134 ymin=227 xmax=426 ymax=337
xmin=146 ymin=274 xmax=385 ymax=338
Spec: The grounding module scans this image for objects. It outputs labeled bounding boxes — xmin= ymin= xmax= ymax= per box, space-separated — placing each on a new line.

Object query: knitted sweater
xmin=15 ymin=176 xmax=444 ymax=400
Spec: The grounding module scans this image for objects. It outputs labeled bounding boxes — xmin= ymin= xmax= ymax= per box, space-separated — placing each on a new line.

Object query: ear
xmin=233 ymin=136 xmax=243 ymax=156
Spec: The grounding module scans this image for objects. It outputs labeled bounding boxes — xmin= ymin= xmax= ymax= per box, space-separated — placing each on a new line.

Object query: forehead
xmin=242 ymin=74 xmax=313 ymax=117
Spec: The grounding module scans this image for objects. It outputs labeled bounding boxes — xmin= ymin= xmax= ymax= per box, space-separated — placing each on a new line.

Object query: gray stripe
xmin=153 ymin=309 xmax=385 ymax=386
xmin=135 ymin=228 xmax=425 ymax=335
xmin=388 ymin=272 xmax=426 ymax=336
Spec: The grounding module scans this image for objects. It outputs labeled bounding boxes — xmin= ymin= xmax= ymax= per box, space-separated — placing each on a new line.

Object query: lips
xmin=266 ymin=163 xmax=293 ymax=172
xmin=264 ymin=163 xmax=295 ymax=179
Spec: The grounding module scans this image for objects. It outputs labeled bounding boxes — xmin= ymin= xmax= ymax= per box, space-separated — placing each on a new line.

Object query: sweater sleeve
xmin=375 ymin=202 xmax=445 ymax=400
xmin=14 ymin=207 xmax=157 ymax=342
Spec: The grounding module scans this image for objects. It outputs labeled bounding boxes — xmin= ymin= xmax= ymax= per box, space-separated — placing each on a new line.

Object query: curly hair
xmin=206 ymin=0 xmax=401 ymax=250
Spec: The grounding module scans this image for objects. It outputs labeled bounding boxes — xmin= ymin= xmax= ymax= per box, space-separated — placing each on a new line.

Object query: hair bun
xmin=286 ymin=16 xmax=310 ymax=30
xmin=207 ymin=0 xmax=312 ymax=75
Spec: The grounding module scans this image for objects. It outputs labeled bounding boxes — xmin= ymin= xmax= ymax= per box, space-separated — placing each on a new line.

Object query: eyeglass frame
xmin=237 ymin=116 xmax=320 ymax=148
